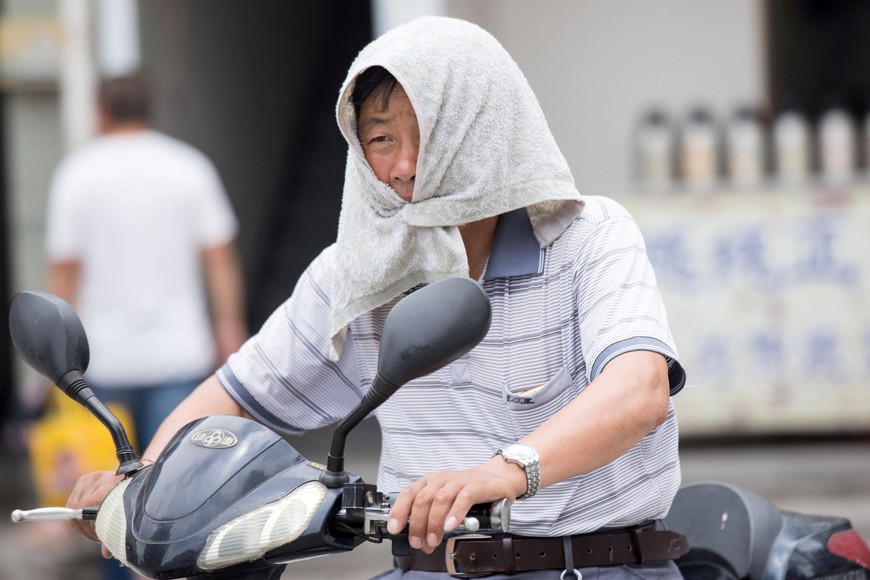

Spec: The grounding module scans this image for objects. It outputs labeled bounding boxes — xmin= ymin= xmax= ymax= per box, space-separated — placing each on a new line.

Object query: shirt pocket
xmin=503 ymin=367 xmax=575 ymax=436
xmin=505 ymin=367 xmax=572 ymax=415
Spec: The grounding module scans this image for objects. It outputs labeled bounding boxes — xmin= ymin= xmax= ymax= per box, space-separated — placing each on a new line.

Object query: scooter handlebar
xmin=11 ymin=506 xmax=98 ymax=523
xmin=353 ymin=496 xmax=511 ymax=537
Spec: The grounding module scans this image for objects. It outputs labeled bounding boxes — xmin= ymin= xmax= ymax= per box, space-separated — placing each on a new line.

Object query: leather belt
xmin=398 ymin=522 xmax=688 ymax=578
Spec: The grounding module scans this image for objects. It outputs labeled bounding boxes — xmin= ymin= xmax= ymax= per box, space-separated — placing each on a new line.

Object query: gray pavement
xmin=1 ymin=424 xmax=868 ymax=579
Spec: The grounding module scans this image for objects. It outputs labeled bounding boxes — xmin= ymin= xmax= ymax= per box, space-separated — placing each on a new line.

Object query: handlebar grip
xmin=12 ymin=507 xmax=82 ymax=522
xmin=464 ymin=498 xmax=511 ymax=533
xmin=372 ymin=494 xmax=511 ymax=534
xmin=11 ymin=506 xmax=99 ymax=523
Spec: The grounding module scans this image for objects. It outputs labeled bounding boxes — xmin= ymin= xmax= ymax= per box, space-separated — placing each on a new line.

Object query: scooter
xmin=8 ymin=278 xmax=505 ymax=579
xmin=7 ymin=278 xmax=870 ymax=579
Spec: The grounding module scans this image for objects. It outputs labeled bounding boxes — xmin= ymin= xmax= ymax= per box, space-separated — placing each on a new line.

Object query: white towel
xmin=329 ymin=16 xmax=583 ymax=359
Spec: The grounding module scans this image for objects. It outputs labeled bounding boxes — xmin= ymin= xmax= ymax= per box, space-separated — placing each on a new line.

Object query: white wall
xmin=393 ymin=0 xmax=768 ymax=194
xmin=372 ymin=0 xmax=444 ymax=36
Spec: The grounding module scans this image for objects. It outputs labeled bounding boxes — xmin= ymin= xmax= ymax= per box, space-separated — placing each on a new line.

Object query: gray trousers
xmin=371 ymin=560 xmax=682 ymax=579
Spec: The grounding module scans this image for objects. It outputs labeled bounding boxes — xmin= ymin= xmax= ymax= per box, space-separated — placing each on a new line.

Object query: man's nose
xmin=391 ymin=142 xmax=418 ymax=200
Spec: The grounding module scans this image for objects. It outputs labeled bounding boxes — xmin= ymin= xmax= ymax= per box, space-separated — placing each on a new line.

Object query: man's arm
xmin=523 ymin=349 xmax=670 ymax=487
xmin=387 ymin=349 xmax=671 ymax=553
xmin=201 ymin=242 xmax=248 ymax=364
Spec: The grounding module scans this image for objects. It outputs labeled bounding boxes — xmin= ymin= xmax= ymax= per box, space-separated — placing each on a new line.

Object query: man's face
xmin=357 ymin=83 xmax=420 ymax=202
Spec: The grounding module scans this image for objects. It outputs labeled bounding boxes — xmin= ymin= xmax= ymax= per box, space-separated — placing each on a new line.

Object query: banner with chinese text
xmin=623 ymin=189 xmax=870 ymax=435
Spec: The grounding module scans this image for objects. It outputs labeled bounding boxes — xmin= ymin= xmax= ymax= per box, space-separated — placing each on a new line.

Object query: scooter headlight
xmin=198 ymin=481 xmax=328 ymax=571
xmin=95 ymin=476 xmax=133 ymax=567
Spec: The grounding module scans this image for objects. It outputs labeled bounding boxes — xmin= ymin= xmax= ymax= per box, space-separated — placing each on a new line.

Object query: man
xmin=46 ymin=75 xmax=248 ymax=450
xmin=68 ymin=19 xmax=686 ymax=579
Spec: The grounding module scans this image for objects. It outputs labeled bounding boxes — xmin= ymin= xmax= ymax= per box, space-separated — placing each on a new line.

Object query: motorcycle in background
xmin=664 ymin=481 xmax=870 ymax=578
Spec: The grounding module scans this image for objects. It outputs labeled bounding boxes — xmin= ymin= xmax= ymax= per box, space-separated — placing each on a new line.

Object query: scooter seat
xmin=663 ymin=481 xmax=783 ymax=579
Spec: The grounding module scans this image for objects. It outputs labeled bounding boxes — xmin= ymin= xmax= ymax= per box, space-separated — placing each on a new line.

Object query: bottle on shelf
xmin=725 ymin=106 xmax=766 ymax=189
xmin=680 ymin=107 xmax=719 ymax=191
xmin=635 ymin=108 xmax=675 ymax=192
xmin=772 ymin=102 xmax=811 ymax=187
xmin=818 ymin=101 xmax=856 ymax=186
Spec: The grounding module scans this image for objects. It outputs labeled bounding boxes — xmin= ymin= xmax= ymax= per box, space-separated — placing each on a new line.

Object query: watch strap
xmin=495 ymin=445 xmax=540 ymax=500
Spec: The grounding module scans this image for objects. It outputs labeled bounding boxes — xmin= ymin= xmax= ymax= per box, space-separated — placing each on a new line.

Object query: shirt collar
xmin=483 ymin=207 xmax=544 ymax=280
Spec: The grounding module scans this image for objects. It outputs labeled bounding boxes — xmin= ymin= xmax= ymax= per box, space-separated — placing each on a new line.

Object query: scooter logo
xmin=191 ymin=428 xmax=238 ymax=449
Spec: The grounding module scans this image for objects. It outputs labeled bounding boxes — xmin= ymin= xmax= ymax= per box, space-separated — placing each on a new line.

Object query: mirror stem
xmin=57 ymin=370 xmax=144 ymax=476
xmin=320 ymin=375 xmax=397 ymax=488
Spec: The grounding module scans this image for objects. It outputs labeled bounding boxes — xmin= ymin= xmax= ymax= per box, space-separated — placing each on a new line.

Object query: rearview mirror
xmin=322 ymin=277 xmax=492 ymax=485
xmin=374 ymin=276 xmax=492 ymax=401
xmin=9 ymin=290 xmax=90 ymax=386
xmin=9 ymin=290 xmax=143 ymax=475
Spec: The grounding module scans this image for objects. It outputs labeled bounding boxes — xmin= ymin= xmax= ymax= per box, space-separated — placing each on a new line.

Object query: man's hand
xmin=66 ymin=470 xmax=123 ymax=554
xmin=386 ymin=457 xmax=526 ymax=554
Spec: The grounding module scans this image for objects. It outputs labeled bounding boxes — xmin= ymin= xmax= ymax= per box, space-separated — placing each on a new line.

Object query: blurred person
xmin=67 ymin=18 xmax=686 ymax=579
xmin=44 ymin=75 xmax=248 ymax=580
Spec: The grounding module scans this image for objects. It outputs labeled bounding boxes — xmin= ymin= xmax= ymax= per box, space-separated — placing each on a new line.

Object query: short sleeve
xmin=192 ymin=156 xmax=238 ymax=247
xmin=45 ymin=162 xmax=84 ymax=261
xmin=575 ymin=214 xmax=686 ymax=395
xmin=218 ymin=248 xmax=367 ymax=435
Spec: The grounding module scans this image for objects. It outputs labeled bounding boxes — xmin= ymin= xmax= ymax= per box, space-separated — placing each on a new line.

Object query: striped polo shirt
xmin=219 ymin=195 xmax=685 ymax=536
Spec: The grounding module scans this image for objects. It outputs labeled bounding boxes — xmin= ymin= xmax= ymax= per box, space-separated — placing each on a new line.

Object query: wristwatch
xmin=494 ymin=443 xmax=541 ymax=500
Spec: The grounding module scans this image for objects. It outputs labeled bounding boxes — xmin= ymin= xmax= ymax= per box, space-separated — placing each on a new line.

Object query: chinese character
xmin=748 ymin=331 xmax=786 ymax=379
xmin=693 ymin=334 xmax=733 ymax=385
xmin=735 ymin=226 xmax=776 ymax=287
xmin=794 ymin=218 xmax=857 ymax=286
xmin=804 ymin=329 xmax=844 ymax=381
xmin=646 ymin=231 xmax=696 ymax=288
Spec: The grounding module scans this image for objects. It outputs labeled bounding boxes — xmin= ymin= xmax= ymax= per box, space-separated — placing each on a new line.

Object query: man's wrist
xmin=494 ymin=444 xmax=541 ymax=500
xmin=486 ymin=455 xmax=528 ymax=499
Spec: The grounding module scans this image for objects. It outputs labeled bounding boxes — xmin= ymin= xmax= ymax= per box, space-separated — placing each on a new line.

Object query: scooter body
xmin=103 ymin=415 xmax=357 ymax=578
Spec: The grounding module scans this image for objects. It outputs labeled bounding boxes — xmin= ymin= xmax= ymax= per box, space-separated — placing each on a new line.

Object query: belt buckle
xmin=445 ymin=533 xmax=491 ymax=578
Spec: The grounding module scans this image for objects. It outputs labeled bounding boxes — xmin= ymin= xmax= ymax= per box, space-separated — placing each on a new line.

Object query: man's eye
xmin=363 ymin=135 xmax=392 ymax=152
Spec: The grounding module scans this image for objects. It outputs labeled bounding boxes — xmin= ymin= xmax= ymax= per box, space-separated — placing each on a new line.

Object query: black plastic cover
xmin=664 ymin=481 xmax=782 ymax=579
xmin=9 ymin=290 xmax=90 ymax=383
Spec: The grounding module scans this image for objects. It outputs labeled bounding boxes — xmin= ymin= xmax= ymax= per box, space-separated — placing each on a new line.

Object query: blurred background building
xmin=0 ymin=0 xmax=869 ymax=578
xmin=4 ymin=0 xmax=869 ymax=434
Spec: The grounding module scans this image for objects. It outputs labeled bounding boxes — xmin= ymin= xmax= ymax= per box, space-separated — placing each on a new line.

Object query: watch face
xmin=504 ymin=444 xmax=536 ymax=461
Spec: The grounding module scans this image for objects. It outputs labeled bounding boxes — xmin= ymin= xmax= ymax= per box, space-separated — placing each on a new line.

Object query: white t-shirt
xmin=46 ymin=130 xmax=238 ymax=386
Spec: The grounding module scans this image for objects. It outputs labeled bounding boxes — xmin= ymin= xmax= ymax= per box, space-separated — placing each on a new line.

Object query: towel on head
xmin=330 ymin=16 xmax=583 ymax=359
